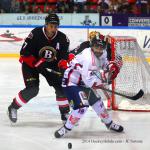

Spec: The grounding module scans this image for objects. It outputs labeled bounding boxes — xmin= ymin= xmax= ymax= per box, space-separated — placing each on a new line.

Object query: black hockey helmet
xmin=45 ymin=13 xmax=60 ymax=26
xmin=90 ymin=32 xmax=106 ymax=49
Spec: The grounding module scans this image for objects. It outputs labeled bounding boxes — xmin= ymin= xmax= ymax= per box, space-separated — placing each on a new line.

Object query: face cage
xmin=92 ymin=43 xmax=104 ymax=49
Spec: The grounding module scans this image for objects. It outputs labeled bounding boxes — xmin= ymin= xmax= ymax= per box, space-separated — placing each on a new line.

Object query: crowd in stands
xmin=0 ymin=0 xmax=150 ymax=15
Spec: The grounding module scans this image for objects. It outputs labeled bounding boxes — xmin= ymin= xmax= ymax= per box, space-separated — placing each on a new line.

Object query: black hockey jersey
xmin=20 ymin=26 xmax=70 ymax=70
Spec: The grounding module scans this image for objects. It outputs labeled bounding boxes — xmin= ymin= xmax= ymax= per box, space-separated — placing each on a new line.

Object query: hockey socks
xmin=92 ymin=100 xmax=124 ymax=132
xmin=54 ymin=107 xmax=88 ymax=138
xmin=92 ymin=100 xmax=112 ymax=124
xmin=65 ymin=107 xmax=88 ymax=129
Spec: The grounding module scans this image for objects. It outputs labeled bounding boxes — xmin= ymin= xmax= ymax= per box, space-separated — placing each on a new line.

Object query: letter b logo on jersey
xmin=44 ymin=50 xmax=53 ymax=59
xmin=39 ymin=46 xmax=57 ymax=62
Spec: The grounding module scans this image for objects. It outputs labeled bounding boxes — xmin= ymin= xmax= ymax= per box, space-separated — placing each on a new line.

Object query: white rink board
xmin=0 ymin=27 xmax=150 ymax=55
xmin=0 ymin=28 xmax=87 ymax=53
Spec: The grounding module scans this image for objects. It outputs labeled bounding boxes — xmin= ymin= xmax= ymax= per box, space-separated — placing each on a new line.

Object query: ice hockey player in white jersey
xmin=54 ymin=33 xmax=124 ymax=138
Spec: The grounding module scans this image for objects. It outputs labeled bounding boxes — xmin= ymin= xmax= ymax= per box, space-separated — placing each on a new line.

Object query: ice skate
xmin=54 ymin=126 xmax=71 ymax=138
xmin=106 ymin=121 xmax=124 ymax=132
xmin=7 ymin=106 xmax=17 ymax=123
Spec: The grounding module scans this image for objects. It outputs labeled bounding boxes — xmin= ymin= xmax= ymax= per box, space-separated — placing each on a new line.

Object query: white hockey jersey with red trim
xmin=62 ymin=47 xmax=109 ymax=88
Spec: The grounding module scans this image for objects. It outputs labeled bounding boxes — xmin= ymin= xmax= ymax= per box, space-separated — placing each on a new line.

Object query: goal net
xmin=109 ymin=36 xmax=150 ymax=111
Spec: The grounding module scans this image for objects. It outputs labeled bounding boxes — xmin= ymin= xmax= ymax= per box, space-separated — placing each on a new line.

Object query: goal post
xmin=109 ymin=36 xmax=150 ymax=112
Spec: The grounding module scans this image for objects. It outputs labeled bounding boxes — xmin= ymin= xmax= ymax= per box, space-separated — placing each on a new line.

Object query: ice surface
xmin=0 ymin=59 xmax=150 ymax=150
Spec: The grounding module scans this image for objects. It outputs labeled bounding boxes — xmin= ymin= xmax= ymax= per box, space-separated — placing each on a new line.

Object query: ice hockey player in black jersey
xmin=8 ymin=13 xmax=70 ymax=123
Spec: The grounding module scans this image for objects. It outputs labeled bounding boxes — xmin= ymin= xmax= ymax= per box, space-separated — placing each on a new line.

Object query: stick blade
xmin=130 ymin=89 xmax=144 ymax=100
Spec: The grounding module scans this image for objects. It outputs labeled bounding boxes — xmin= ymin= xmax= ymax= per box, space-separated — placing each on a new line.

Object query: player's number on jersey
xmin=22 ymin=42 xmax=27 ymax=49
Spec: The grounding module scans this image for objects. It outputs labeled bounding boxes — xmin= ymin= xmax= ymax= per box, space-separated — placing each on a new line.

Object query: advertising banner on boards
xmin=101 ymin=15 xmax=150 ymax=27
xmin=0 ymin=13 xmax=99 ymax=26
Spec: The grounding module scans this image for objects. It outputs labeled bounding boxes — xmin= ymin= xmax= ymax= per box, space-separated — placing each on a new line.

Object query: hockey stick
xmin=93 ymin=72 xmax=144 ymax=101
xmin=46 ymin=68 xmax=62 ymax=76
xmin=100 ymin=86 xmax=112 ymax=109
xmin=46 ymin=68 xmax=112 ymax=106
xmin=96 ymin=86 xmax=144 ymax=101
xmin=46 ymin=68 xmax=144 ymax=100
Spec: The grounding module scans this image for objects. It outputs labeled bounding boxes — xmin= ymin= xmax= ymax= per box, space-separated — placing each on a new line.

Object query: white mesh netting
xmin=112 ymin=36 xmax=150 ymax=111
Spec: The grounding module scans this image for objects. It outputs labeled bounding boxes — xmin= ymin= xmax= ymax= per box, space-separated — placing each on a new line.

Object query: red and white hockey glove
xmin=19 ymin=54 xmax=47 ymax=70
xmin=68 ymin=53 xmax=75 ymax=63
xmin=58 ymin=59 xmax=68 ymax=70
xmin=19 ymin=55 xmax=37 ymax=68
xmin=107 ymin=61 xmax=120 ymax=81
xmin=58 ymin=53 xmax=75 ymax=70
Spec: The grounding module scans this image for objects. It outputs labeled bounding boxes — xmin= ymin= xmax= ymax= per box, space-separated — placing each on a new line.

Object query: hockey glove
xmin=68 ymin=53 xmax=75 ymax=63
xmin=58 ymin=54 xmax=75 ymax=70
xmin=19 ymin=55 xmax=37 ymax=68
xmin=107 ymin=61 xmax=120 ymax=81
xmin=58 ymin=59 xmax=68 ymax=70
xmin=19 ymin=55 xmax=47 ymax=71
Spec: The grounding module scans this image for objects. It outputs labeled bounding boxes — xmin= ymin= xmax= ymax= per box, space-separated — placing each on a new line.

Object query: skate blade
xmin=7 ymin=111 xmax=17 ymax=126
